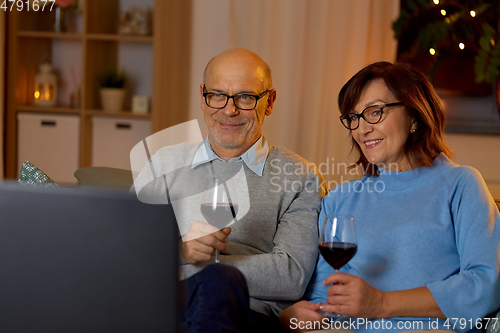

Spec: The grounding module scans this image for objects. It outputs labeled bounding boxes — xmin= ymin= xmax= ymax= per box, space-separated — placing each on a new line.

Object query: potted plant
xmin=99 ymin=69 xmax=127 ymax=112
xmin=393 ymin=0 xmax=500 ymax=94
xmin=54 ymin=0 xmax=80 ymax=33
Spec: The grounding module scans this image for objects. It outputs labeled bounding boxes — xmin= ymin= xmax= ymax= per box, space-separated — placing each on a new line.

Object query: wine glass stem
xmin=215 ymin=249 xmax=220 ymax=263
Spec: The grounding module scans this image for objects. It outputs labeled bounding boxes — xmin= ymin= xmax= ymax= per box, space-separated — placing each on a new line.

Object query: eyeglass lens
xmin=343 ymin=105 xmax=383 ymax=129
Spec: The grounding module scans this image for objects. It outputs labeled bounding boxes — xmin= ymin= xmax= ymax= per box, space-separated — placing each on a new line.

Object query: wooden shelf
xmin=17 ymin=31 xmax=83 ymax=39
xmin=86 ymin=110 xmax=151 ymax=119
xmin=4 ymin=0 xmax=192 ymax=179
xmin=17 ymin=32 xmax=153 ymax=43
xmin=16 ymin=105 xmax=80 ymax=115
xmin=86 ymin=34 xmax=153 ymax=43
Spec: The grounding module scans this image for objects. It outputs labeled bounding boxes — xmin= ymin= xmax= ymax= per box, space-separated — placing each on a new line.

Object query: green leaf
xmin=475 ymin=72 xmax=484 ymax=83
xmin=408 ymin=0 xmax=418 ymax=11
xmin=479 ymin=36 xmax=492 ymax=52
xmin=482 ymin=23 xmax=495 ymax=36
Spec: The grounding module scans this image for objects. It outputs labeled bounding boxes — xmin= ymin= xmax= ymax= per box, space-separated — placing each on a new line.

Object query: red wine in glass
xmin=200 ymin=178 xmax=238 ymax=263
xmin=318 ymin=215 xmax=357 ymax=317
xmin=318 ymin=242 xmax=357 ymax=271
xmin=200 ymin=203 xmax=239 ymax=230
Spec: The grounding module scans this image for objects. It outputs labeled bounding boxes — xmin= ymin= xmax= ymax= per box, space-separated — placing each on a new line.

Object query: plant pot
xmin=100 ymin=88 xmax=125 ymax=112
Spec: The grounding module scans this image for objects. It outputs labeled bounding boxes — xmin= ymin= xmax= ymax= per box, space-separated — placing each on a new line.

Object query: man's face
xmin=200 ymin=55 xmax=274 ymax=158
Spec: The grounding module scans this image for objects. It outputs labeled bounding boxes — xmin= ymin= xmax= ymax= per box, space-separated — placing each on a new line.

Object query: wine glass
xmin=200 ymin=178 xmax=238 ymax=263
xmin=318 ymin=214 xmax=357 ymax=317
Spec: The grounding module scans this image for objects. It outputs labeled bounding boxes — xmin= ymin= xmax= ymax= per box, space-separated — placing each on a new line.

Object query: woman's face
xmin=352 ymin=79 xmax=415 ymax=172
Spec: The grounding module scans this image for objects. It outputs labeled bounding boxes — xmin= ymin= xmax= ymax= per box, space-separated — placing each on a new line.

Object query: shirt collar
xmin=191 ymin=136 xmax=270 ymax=176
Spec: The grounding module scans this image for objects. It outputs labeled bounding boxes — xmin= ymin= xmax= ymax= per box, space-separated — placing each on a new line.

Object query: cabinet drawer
xmin=17 ymin=113 xmax=80 ymax=184
xmin=92 ymin=117 xmax=151 ymax=170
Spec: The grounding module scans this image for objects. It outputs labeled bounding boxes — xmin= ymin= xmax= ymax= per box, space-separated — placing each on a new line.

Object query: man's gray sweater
xmin=132 ymin=142 xmax=327 ymax=316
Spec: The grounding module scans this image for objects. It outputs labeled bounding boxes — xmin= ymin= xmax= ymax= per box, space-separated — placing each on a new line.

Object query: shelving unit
xmin=4 ymin=0 xmax=192 ymax=180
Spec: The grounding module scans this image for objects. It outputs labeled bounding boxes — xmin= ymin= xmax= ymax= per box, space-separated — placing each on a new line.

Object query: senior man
xmin=133 ymin=48 xmax=327 ymax=331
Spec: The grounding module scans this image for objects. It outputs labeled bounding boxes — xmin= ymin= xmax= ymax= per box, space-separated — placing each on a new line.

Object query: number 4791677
xmin=0 ymin=0 xmax=56 ymax=11
xmin=443 ymin=317 xmax=498 ymax=331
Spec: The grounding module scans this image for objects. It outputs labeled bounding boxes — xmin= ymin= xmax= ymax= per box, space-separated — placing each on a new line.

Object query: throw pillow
xmin=18 ymin=161 xmax=57 ymax=187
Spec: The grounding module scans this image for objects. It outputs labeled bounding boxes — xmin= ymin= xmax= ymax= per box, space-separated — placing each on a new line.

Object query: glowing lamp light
xmin=429 ymin=48 xmax=436 ymax=55
xmin=459 ymin=43 xmax=465 ymax=50
xmin=34 ymin=63 xmax=57 ymax=107
xmin=433 ymin=0 xmax=439 ymax=4
xmin=441 ymin=9 xmax=446 ymax=16
xmin=446 ymin=18 xmax=451 ymax=23
xmin=470 ymin=10 xmax=476 ymax=17
xmin=492 ymin=39 xmax=496 ymax=46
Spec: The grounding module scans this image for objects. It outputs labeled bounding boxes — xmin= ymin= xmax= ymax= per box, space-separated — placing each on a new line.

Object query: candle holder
xmin=34 ymin=63 xmax=57 ymax=107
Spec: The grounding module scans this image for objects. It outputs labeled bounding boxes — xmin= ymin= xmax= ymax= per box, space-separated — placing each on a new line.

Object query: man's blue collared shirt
xmin=191 ymin=136 xmax=270 ymax=177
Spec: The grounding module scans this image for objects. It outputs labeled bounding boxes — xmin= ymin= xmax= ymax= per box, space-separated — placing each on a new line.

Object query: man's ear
xmin=200 ymin=84 xmax=205 ymax=110
xmin=265 ymin=89 xmax=277 ymax=116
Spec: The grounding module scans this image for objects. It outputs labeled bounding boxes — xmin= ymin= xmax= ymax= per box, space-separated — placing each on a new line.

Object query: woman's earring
xmin=411 ymin=128 xmax=416 ymax=133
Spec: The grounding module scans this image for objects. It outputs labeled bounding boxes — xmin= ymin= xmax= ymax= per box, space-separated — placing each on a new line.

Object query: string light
xmin=459 ymin=43 xmax=465 ymax=50
xmin=446 ymin=18 xmax=451 ymax=23
xmin=470 ymin=10 xmax=476 ymax=17
xmin=433 ymin=0 xmax=439 ymax=4
xmin=429 ymin=48 xmax=436 ymax=55
xmin=441 ymin=9 xmax=446 ymax=16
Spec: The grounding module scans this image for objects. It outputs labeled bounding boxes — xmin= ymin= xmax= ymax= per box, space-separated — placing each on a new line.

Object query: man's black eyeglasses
xmin=203 ymin=86 xmax=270 ymax=111
xmin=339 ymin=102 xmax=403 ymax=130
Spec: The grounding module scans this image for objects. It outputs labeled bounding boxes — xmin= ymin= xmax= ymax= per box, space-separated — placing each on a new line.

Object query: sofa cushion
xmin=74 ymin=167 xmax=133 ymax=191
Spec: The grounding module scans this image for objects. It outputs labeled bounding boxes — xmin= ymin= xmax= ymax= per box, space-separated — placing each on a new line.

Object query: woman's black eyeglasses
xmin=339 ymin=102 xmax=403 ymax=130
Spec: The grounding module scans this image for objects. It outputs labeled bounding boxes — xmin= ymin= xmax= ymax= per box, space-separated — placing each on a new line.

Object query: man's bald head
xmin=203 ymin=48 xmax=273 ymax=89
xmin=199 ymin=48 xmax=277 ymax=160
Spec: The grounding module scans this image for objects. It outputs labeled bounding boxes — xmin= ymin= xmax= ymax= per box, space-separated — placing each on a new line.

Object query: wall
xmin=446 ymin=133 xmax=500 ymax=199
xmin=189 ymin=0 xmax=231 ymax=139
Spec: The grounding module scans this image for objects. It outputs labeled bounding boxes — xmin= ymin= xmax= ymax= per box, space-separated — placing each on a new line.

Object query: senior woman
xmin=279 ymin=62 xmax=500 ymax=333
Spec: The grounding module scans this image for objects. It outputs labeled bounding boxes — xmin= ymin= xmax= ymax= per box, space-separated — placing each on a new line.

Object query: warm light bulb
xmin=441 ymin=9 xmax=446 ymax=16
xmin=34 ymin=91 xmax=40 ymax=99
xmin=429 ymin=48 xmax=436 ymax=55
xmin=446 ymin=18 xmax=451 ymax=23
xmin=459 ymin=43 xmax=465 ymax=50
xmin=470 ymin=10 xmax=476 ymax=17
xmin=492 ymin=39 xmax=496 ymax=46
xmin=433 ymin=0 xmax=439 ymax=4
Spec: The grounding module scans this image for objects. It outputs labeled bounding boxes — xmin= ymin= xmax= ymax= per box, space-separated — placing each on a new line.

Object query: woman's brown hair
xmin=338 ymin=61 xmax=453 ymax=176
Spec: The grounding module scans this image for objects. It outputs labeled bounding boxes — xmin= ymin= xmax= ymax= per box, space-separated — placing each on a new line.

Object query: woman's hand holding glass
xmin=317 ymin=214 xmax=357 ymax=317
xmin=320 ymin=272 xmax=387 ymax=319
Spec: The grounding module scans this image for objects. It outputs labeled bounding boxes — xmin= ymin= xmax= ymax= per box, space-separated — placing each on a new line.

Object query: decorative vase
xmin=100 ymin=88 xmax=126 ymax=112
xmin=54 ymin=6 xmax=67 ymax=33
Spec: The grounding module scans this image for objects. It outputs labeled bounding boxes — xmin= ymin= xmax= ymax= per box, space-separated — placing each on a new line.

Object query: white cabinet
xmin=91 ymin=117 xmax=151 ymax=170
xmin=17 ymin=113 xmax=80 ymax=184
